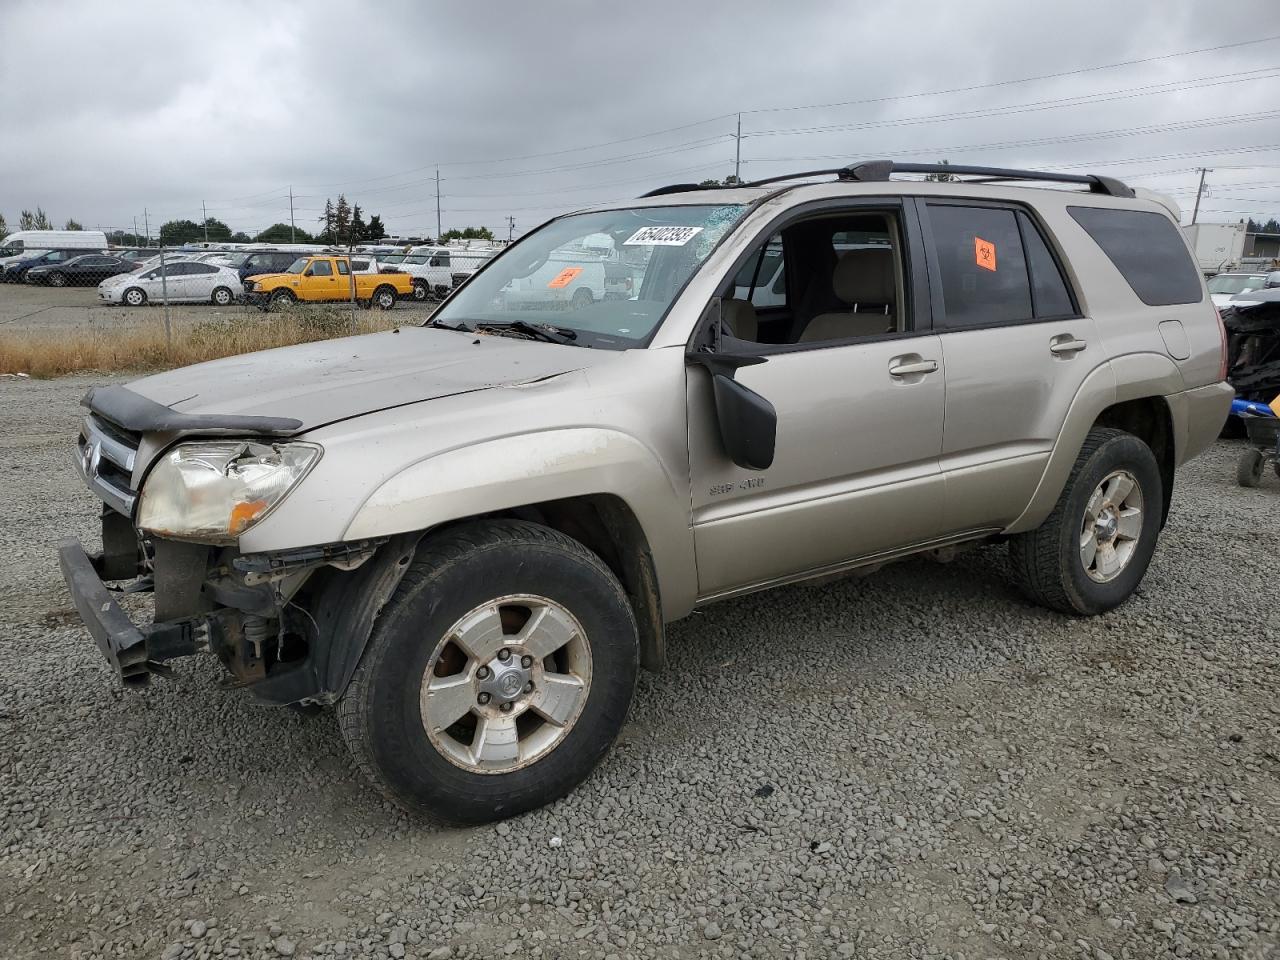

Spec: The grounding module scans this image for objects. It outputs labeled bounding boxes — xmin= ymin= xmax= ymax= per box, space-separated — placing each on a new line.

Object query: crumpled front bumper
xmin=57 ymin=538 xmax=202 ymax=686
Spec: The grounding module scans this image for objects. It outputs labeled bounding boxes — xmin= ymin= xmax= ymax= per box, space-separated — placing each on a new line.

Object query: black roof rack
xmin=640 ymin=161 xmax=1134 ymax=199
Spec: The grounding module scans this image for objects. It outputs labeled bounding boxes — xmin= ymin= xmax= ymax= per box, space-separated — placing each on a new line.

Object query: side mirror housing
xmin=687 ymin=297 xmax=776 ymax=471
xmin=710 ymin=373 xmax=776 ymax=470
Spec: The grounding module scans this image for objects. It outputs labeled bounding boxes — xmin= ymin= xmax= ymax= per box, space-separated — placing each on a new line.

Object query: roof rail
xmin=742 ymin=160 xmax=1135 ymax=198
xmin=638 ymin=182 xmax=721 ymax=198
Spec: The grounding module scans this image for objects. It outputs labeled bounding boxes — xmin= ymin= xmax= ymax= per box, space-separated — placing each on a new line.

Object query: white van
xmin=0 ymin=229 xmax=108 ymax=256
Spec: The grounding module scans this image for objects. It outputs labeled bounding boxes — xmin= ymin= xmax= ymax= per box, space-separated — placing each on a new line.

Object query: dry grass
xmin=0 ymin=308 xmax=402 ymax=379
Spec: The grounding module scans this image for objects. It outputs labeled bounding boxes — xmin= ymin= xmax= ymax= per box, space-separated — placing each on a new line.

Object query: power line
xmin=740 ymin=32 xmax=1280 ymax=115
xmin=746 ymin=67 xmax=1280 ymax=139
xmin=291 ymin=32 xmax=1280 ymax=195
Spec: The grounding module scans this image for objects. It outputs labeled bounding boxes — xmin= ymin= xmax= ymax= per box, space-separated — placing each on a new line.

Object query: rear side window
xmin=925 ymin=204 xmax=1031 ymax=327
xmin=1017 ymin=212 xmax=1075 ymax=318
xmin=1067 ymin=206 xmax=1202 ymax=306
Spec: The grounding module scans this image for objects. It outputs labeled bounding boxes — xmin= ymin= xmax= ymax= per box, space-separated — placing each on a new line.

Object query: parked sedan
xmin=98 ymin=261 xmax=244 ymax=306
xmin=26 ymin=254 xmax=136 ymax=287
xmin=3 ymin=249 xmax=92 ymax=283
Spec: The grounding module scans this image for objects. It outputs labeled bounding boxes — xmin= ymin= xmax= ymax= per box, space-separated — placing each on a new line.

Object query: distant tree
xmin=348 ymin=204 xmax=367 ymax=246
xmin=158 ymin=219 xmax=203 ymax=245
xmin=229 ymin=231 xmax=252 ymax=243
xmin=0 ymin=213 xmax=7 ymax=243
xmin=366 ymin=214 xmax=387 ymax=241
xmin=440 ymin=226 xmax=494 ymax=242
xmin=19 ymin=208 xmax=53 ymax=230
xmin=255 ymin=222 xmax=313 ymax=243
xmin=202 ymin=218 xmax=233 ymax=242
xmin=924 ymin=159 xmax=958 ymax=182
xmin=317 ymin=194 xmax=359 ymax=244
xmin=697 ymin=175 xmax=743 ymax=187
xmin=63 ymin=218 xmax=84 ymax=231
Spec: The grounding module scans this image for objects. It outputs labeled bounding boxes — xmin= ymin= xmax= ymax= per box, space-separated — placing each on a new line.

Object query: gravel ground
xmin=1 ymin=374 xmax=1278 ymax=960
xmin=0 ymin=285 xmax=436 ymax=334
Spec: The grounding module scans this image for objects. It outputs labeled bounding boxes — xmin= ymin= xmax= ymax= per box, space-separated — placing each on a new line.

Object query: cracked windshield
xmin=431 ymin=204 xmax=745 ymax=347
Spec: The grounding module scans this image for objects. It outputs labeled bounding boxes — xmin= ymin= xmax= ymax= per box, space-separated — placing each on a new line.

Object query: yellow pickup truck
xmin=242 ymin=255 xmax=414 ymax=311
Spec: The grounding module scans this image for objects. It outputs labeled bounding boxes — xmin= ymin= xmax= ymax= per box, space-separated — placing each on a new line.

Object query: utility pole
xmin=435 ymin=167 xmax=442 ymax=242
xmin=143 ymin=208 xmax=150 ymax=246
xmin=734 ymin=112 xmax=741 ymax=184
xmin=506 ymin=215 xmax=516 ymax=242
xmin=289 ymin=186 xmax=296 ymax=242
xmin=202 ymin=200 xmax=208 ymax=243
xmin=1191 ymin=167 xmax=1212 ymax=225
xmin=132 ymin=216 xmax=139 ymax=246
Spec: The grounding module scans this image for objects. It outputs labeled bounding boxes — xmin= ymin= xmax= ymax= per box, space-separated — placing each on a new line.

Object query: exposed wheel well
xmin=1094 ymin=397 xmax=1175 ymax=523
xmin=490 ymin=494 xmax=666 ymax=672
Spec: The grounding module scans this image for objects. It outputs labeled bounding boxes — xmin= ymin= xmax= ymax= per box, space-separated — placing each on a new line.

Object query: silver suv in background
xmin=60 ymin=160 xmax=1231 ymax=824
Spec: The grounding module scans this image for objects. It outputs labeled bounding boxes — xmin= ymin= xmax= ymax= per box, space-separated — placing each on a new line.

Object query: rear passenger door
xmin=917 ymin=199 xmax=1100 ymax=533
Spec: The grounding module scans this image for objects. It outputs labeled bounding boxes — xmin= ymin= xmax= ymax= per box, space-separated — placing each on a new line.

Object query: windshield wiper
xmin=474 ymin=320 xmax=579 ymax=344
xmin=426 ymin=318 xmax=474 ymax=333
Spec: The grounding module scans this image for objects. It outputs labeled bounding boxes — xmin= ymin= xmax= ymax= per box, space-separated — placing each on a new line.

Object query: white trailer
xmin=1183 ymin=222 xmax=1247 ymax=275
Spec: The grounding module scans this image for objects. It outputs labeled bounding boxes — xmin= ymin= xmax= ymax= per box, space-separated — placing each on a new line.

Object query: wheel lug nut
xmin=520 ymin=655 xmax=533 ymax=669
xmin=476 ymin=666 xmax=490 ymax=680
xmin=524 ymin=681 xmax=534 ymax=694
xmin=497 ymin=648 xmax=511 ymax=662
xmin=499 ymin=701 xmax=513 ymax=713
xmin=477 ymin=692 xmax=491 ymax=705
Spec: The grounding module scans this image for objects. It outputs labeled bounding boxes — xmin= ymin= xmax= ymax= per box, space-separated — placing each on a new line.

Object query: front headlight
xmin=243 ymin=280 xmax=255 ymax=291
xmin=137 ymin=440 xmax=321 ymax=543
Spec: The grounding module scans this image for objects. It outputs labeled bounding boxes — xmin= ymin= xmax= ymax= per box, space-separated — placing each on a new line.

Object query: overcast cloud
xmin=2 ymin=0 xmax=1278 ymax=240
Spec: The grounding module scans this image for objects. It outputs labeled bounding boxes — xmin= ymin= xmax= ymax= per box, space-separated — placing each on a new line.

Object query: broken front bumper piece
xmin=57 ymin=538 xmax=205 ymax=685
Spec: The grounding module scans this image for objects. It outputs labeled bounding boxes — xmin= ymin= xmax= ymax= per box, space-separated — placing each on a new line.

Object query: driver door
xmin=687 ymin=200 xmax=947 ymax=599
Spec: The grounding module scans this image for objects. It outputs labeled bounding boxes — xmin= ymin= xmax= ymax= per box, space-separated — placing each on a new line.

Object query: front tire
xmin=211 ymin=286 xmax=234 ymax=306
xmin=338 ymin=520 xmax=639 ymax=824
xmin=123 ymin=287 xmax=146 ymax=307
xmin=1009 ymin=427 xmax=1162 ymax=616
xmin=48 ymin=271 xmax=68 ymax=288
xmin=411 ymin=280 xmax=429 ymax=302
xmin=268 ymin=290 xmax=295 ymax=312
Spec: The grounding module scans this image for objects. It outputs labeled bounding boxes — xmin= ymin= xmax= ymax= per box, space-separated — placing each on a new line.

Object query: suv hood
xmin=124 ymin=326 xmax=611 ymax=433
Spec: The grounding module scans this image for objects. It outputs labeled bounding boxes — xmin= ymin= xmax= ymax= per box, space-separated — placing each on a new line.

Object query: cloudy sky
xmin=2 ymin=0 xmax=1278 ymax=241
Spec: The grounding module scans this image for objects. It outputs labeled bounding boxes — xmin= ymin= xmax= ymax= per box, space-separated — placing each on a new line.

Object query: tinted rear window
xmin=1067 ymin=206 xmax=1202 ymax=306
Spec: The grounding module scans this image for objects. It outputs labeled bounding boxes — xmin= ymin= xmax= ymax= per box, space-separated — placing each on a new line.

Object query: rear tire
xmin=338 ymin=519 xmax=639 ymax=825
xmin=373 ymin=285 xmax=397 ymax=310
xmin=1237 ymin=448 xmax=1264 ymax=487
xmin=1009 ymin=428 xmax=1162 ymax=616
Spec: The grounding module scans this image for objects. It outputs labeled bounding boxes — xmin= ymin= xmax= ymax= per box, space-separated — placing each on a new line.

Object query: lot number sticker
xmin=974 ymin=236 xmax=997 ymax=271
xmin=623 ymin=226 xmax=703 ymax=246
xmin=547 ymin=267 xmax=583 ymax=288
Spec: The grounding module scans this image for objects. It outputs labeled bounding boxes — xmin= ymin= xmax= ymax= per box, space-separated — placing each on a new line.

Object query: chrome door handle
xmin=888 ymin=359 xmax=939 ymax=377
xmin=1050 ymin=337 xmax=1088 ymax=355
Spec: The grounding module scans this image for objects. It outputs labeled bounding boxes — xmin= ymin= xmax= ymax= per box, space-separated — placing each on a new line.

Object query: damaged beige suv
xmin=61 ymin=161 xmax=1231 ymax=823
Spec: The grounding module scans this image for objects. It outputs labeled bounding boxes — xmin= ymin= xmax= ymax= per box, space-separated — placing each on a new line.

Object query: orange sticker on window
xmin=547 ymin=267 xmax=583 ymax=289
xmin=974 ymin=236 xmax=996 ymax=271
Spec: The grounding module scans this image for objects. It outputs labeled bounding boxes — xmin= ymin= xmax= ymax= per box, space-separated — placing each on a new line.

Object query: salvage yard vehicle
xmin=60 ymin=160 xmax=1231 ymax=824
xmin=98 ymin=261 xmax=244 ymax=306
xmin=26 ymin=253 xmax=135 ymax=287
xmin=241 ymin=254 xmax=412 ymax=310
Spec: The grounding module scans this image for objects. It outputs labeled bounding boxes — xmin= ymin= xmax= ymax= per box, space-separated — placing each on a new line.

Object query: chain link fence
xmin=0 ymin=241 xmax=504 ymax=376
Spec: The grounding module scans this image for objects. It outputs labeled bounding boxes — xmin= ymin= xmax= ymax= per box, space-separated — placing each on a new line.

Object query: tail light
xmin=1215 ymin=307 xmax=1229 ymax=381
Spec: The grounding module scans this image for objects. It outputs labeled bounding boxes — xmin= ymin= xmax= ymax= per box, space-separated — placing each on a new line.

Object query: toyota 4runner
xmin=60 ymin=161 xmax=1232 ymax=824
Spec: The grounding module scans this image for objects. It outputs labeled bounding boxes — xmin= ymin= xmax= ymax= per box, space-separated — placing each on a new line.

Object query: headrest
xmin=833 ymin=248 xmax=895 ymax=305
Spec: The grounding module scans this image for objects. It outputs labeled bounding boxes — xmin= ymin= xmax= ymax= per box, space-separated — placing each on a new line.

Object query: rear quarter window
xmin=1067 ymin=206 xmax=1203 ymax=306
